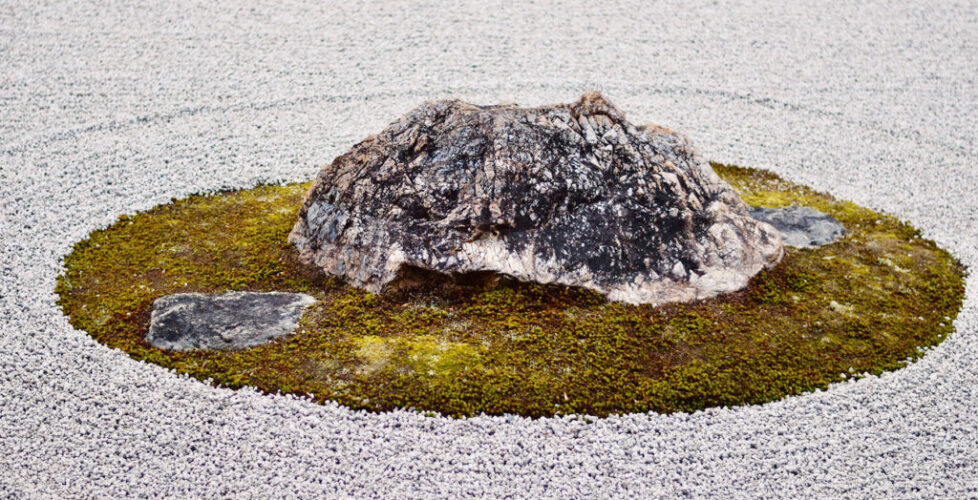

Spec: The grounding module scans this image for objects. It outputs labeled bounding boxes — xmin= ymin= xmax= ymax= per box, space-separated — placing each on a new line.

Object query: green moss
xmin=55 ymin=164 xmax=967 ymax=418
xmin=354 ymin=335 xmax=482 ymax=376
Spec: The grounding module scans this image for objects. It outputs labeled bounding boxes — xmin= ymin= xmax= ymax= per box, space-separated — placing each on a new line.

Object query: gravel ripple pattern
xmin=1 ymin=1 xmax=977 ymax=498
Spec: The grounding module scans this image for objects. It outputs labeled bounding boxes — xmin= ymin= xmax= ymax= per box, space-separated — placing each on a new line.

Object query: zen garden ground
xmin=57 ymin=163 xmax=966 ymax=418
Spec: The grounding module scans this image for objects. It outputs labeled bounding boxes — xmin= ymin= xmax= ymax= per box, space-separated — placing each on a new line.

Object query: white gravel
xmin=1 ymin=1 xmax=976 ymax=498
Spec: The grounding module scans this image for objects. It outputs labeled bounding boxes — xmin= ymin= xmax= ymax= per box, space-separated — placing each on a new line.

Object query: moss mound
xmin=56 ymin=164 xmax=967 ymax=418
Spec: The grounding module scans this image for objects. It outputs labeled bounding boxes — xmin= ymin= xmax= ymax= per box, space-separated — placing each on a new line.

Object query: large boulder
xmin=289 ymin=92 xmax=783 ymax=305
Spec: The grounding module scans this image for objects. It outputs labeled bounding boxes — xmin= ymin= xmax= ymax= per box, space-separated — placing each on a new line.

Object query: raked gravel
xmin=1 ymin=1 xmax=977 ymax=498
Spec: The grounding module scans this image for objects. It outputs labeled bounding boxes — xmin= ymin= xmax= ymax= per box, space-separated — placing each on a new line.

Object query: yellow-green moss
xmin=55 ymin=164 xmax=967 ymax=417
xmin=354 ymin=335 xmax=482 ymax=376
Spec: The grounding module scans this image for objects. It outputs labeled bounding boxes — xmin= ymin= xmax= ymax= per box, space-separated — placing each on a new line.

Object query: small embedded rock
xmin=146 ymin=292 xmax=316 ymax=351
xmin=747 ymin=206 xmax=846 ymax=247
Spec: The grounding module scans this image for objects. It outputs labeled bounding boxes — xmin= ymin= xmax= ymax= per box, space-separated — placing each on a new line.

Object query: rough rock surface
xmin=748 ymin=206 xmax=846 ymax=247
xmin=146 ymin=292 xmax=316 ymax=351
xmin=290 ymin=92 xmax=784 ymax=305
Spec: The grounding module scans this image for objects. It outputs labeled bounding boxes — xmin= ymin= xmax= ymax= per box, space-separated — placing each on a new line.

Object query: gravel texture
xmin=1 ymin=1 xmax=976 ymax=498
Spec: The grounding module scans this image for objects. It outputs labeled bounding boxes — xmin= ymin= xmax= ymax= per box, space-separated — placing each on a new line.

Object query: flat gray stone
xmin=747 ymin=206 xmax=846 ymax=248
xmin=146 ymin=292 xmax=316 ymax=351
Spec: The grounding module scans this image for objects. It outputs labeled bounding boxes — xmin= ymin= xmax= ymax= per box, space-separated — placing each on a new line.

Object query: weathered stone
xmin=747 ymin=206 xmax=846 ymax=248
xmin=290 ymin=92 xmax=784 ymax=305
xmin=146 ymin=292 xmax=316 ymax=351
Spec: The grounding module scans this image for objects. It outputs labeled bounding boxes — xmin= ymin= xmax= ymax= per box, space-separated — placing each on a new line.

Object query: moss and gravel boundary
xmin=56 ymin=163 xmax=966 ymax=418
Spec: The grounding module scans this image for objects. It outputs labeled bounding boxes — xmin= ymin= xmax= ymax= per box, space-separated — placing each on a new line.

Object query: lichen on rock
xmin=290 ymin=92 xmax=784 ymax=305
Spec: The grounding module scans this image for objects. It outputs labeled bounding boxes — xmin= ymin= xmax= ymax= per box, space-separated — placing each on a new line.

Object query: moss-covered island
xmin=56 ymin=164 xmax=966 ymax=418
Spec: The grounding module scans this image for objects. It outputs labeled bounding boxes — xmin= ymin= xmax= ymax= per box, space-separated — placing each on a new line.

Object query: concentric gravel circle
xmin=2 ymin=2 xmax=976 ymax=498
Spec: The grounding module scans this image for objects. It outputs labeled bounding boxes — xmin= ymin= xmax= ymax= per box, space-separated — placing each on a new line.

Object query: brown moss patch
xmin=55 ymin=164 xmax=967 ymax=417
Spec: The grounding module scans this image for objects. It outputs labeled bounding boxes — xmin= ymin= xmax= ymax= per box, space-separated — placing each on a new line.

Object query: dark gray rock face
xmin=290 ymin=92 xmax=784 ymax=305
xmin=146 ymin=292 xmax=316 ymax=351
xmin=747 ymin=206 xmax=846 ymax=248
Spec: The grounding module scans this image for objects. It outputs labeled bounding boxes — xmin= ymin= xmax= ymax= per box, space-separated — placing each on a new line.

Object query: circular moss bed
xmin=56 ymin=164 xmax=966 ymax=417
